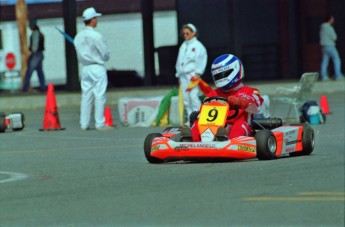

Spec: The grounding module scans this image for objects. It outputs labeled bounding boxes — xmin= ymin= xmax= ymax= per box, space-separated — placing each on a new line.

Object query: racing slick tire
xmin=290 ymin=123 xmax=315 ymax=156
xmin=301 ymin=123 xmax=315 ymax=155
xmin=0 ymin=112 xmax=5 ymax=133
xmin=144 ymin=133 xmax=164 ymax=164
xmin=255 ymin=129 xmax=277 ymax=160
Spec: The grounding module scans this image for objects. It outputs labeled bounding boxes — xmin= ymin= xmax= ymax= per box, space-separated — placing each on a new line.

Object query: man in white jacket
xmin=74 ymin=7 xmax=113 ymax=131
xmin=175 ymin=23 xmax=208 ymax=125
xmin=319 ymin=14 xmax=344 ymax=81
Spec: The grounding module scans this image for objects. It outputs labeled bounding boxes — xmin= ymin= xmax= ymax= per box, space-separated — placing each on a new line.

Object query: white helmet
xmin=211 ymin=54 xmax=244 ymax=91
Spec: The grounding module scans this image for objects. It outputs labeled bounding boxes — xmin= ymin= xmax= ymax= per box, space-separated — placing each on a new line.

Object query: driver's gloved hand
xmin=189 ymin=111 xmax=199 ymax=126
xmin=228 ymin=96 xmax=250 ymax=109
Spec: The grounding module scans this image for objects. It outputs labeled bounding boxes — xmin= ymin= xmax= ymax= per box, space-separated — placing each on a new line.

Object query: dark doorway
xmin=297 ymin=0 xmax=328 ymax=73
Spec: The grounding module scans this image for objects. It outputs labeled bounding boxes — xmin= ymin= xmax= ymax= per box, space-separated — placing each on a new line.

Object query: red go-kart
xmin=144 ymin=97 xmax=315 ymax=163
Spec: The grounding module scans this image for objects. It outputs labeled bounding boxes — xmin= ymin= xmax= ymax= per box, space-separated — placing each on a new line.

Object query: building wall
xmin=1 ymin=0 xmax=344 ymax=87
xmin=0 ymin=11 xmax=178 ymax=87
xmin=176 ymin=0 xmax=345 ymax=82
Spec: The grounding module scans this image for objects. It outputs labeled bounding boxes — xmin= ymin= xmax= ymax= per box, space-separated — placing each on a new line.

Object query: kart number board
xmin=198 ymin=104 xmax=228 ymax=127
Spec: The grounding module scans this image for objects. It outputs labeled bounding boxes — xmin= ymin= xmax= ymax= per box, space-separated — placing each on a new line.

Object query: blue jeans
xmin=320 ymin=46 xmax=343 ymax=79
xmin=23 ymin=51 xmax=46 ymax=92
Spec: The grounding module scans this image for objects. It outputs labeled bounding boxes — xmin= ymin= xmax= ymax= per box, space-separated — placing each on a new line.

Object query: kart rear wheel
xmin=144 ymin=133 xmax=164 ymax=164
xmin=255 ymin=129 xmax=277 ymax=160
xmin=301 ymin=123 xmax=315 ymax=155
xmin=0 ymin=112 xmax=5 ymax=133
xmin=290 ymin=123 xmax=315 ymax=156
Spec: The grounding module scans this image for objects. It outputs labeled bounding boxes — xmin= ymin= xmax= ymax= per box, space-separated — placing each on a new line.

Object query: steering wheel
xmin=202 ymin=96 xmax=239 ymax=120
xmin=202 ymin=96 xmax=228 ymax=104
xmin=227 ymin=109 xmax=239 ymax=120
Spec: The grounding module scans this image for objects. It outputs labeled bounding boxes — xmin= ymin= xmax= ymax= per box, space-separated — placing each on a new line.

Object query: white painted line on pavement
xmin=0 ymin=171 xmax=28 ymax=184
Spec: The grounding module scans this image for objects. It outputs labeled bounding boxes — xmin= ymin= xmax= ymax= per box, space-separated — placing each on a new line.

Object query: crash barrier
xmin=118 ymin=96 xmax=163 ymax=127
xmin=118 ymin=96 xmax=180 ymax=127
xmin=118 ymin=88 xmax=180 ymax=127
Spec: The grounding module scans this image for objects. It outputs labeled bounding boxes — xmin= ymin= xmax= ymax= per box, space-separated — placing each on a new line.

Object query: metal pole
xmin=141 ymin=0 xmax=156 ymax=86
xmin=63 ymin=0 xmax=80 ymax=91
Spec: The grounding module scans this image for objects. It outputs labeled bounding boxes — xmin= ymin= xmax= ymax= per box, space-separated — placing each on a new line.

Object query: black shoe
xmin=215 ymin=127 xmax=228 ymax=141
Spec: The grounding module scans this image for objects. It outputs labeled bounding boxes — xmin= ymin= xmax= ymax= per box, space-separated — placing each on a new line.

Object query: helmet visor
xmin=213 ymin=69 xmax=234 ymax=81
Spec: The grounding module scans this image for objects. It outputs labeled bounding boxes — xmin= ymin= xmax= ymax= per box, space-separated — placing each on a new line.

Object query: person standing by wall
xmin=175 ymin=23 xmax=207 ymax=125
xmin=74 ymin=7 xmax=113 ymax=131
xmin=319 ymin=14 xmax=344 ymax=81
xmin=22 ymin=19 xmax=46 ymax=92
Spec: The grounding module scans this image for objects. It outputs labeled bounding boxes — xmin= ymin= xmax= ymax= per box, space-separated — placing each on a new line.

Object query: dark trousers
xmin=23 ymin=51 xmax=46 ymax=92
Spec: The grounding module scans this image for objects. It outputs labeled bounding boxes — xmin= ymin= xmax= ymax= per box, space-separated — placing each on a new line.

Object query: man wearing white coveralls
xmin=74 ymin=7 xmax=113 ymax=131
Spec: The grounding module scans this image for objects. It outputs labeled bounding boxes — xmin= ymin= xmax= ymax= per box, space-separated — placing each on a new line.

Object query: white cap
xmin=82 ymin=7 xmax=102 ymax=21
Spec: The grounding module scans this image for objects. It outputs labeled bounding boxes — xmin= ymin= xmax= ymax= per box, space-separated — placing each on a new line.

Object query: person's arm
xmin=329 ymin=26 xmax=337 ymax=41
xmin=95 ymin=35 xmax=110 ymax=62
xmin=194 ymin=43 xmax=207 ymax=79
xmin=227 ymin=96 xmax=250 ymax=109
xmin=175 ymin=44 xmax=184 ymax=78
xmin=228 ymin=88 xmax=263 ymax=110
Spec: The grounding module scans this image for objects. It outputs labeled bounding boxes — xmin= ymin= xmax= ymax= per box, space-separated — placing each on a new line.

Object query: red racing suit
xmin=191 ymin=83 xmax=263 ymax=141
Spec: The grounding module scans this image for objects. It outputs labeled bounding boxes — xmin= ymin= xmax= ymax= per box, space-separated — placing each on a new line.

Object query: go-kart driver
xmin=189 ymin=54 xmax=264 ymax=141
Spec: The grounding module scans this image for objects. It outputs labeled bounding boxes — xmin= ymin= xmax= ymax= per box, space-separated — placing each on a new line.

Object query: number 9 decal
xmin=207 ymin=108 xmax=218 ymax=122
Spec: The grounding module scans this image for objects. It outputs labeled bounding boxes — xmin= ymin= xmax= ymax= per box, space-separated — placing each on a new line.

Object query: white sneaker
xmin=96 ymin=125 xmax=114 ymax=131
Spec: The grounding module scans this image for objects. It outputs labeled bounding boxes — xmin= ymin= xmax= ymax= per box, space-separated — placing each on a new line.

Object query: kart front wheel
xmin=255 ymin=129 xmax=277 ymax=160
xmin=144 ymin=133 xmax=164 ymax=164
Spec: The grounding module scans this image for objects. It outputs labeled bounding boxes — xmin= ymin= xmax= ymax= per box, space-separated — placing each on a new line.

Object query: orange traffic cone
xmin=104 ymin=106 xmax=114 ymax=127
xmin=320 ymin=95 xmax=330 ymax=115
xmin=39 ymin=83 xmax=65 ymax=131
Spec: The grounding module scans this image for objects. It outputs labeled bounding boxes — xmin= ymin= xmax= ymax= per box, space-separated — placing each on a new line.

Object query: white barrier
xmin=118 ymin=95 xmax=180 ymax=127
xmin=118 ymin=96 xmax=164 ymax=127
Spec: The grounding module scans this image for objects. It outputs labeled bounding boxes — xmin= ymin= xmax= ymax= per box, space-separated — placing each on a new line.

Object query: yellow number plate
xmin=198 ymin=105 xmax=228 ymax=126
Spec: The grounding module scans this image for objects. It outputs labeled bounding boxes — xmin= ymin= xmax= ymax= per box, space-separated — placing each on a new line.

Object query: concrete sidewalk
xmin=0 ymin=79 xmax=344 ymax=110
